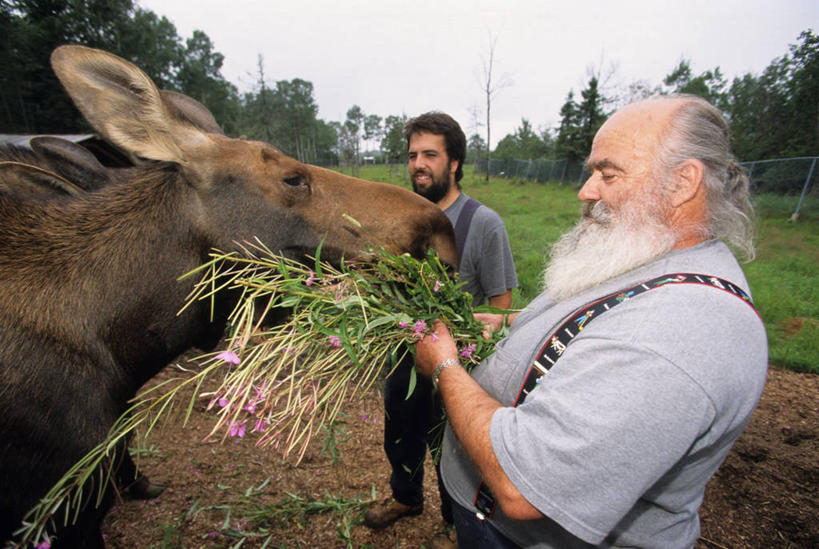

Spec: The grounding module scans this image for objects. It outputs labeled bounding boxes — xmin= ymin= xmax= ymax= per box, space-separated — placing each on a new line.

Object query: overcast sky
xmin=137 ymin=0 xmax=816 ymax=147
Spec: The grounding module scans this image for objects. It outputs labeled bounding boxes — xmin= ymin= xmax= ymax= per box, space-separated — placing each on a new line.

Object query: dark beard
xmin=412 ymin=169 xmax=450 ymax=203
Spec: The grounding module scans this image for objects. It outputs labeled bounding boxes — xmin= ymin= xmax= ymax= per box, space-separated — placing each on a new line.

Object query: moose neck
xmin=0 ymin=165 xmax=224 ymax=397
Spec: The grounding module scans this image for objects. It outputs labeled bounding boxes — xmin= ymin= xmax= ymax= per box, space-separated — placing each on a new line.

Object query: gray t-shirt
xmin=440 ymin=240 xmax=768 ymax=548
xmin=445 ymin=193 xmax=518 ymax=306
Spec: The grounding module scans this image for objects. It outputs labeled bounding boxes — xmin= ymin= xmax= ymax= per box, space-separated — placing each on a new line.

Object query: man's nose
xmin=578 ymin=175 xmax=599 ymax=202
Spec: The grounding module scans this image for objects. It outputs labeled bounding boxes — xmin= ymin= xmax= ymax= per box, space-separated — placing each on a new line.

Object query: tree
xmin=1 ymin=0 xmax=138 ymax=132
xmin=176 ymin=30 xmax=239 ymax=135
xmin=724 ymin=29 xmax=818 ymax=160
xmin=381 ymin=114 xmax=408 ymax=177
xmin=118 ymin=7 xmax=182 ymax=90
xmin=477 ymin=31 xmax=512 ymax=181
xmin=331 ymin=120 xmax=355 ymax=170
xmin=0 ymin=0 xmax=238 ymax=134
xmin=555 ymin=90 xmax=584 ymax=163
xmin=311 ymin=118 xmax=339 ymax=166
xmin=782 ymin=29 xmax=819 ymax=156
xmin=343 ymin=105 xmax=364 ymax=175
xmin=493 ymin=118 xmax=550 ymax=160
xmin=663 ymin=59 xmax=728 ymax=109
xmin=363 ymin=114 xmax=383 ymax=157
xmin=467 ymin=133 xmax=487 ymax=167
xmin=611 ymin=79 xmax=662 ymax=111
xmin=577 ymin=76 xmax=607 ymax=156
xmin=276 ymin=78 xmax=319 ymax=160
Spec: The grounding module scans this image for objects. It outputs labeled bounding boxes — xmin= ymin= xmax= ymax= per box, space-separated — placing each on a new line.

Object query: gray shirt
xmin=440 ymin=240 xmax=768 ymax=548
xmin=444 ymin=193 xmax=518 ymax=306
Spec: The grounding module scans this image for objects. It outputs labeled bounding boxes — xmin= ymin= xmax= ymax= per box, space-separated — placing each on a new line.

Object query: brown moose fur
xmin=0 ymin=46 xmax=456 ymax=548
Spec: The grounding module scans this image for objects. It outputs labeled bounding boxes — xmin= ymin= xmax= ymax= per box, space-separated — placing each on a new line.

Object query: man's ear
xmin=449 ymin=158 xmax=458 ymax=176
xmin=672 ymin=159 xmax=705 ymax=207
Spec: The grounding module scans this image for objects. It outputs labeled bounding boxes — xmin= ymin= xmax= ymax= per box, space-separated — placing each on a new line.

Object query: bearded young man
xmin=413 ymin=96 xmax=768 ymax=548
xmin=364 ymin=112 xmax=517 ymax=549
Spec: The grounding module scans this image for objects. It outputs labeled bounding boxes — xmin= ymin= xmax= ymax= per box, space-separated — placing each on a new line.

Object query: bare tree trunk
xmin=478 ymin=32 xmax=510 ymax=182
xmin=486 ymin=83 xmax=491 ymax=182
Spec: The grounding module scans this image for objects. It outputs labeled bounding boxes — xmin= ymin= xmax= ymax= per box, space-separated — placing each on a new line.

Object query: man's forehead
xmin=590 ymin=102 xmax=676 ymax=166
xmin=409 ymin=131 xmax=446 ymax=150
xmin=600 ymin=99 xmax=679 ymax=143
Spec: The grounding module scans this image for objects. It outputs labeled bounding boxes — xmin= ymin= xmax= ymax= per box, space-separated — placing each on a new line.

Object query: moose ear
xmin=160 ymin=90 xmax=224 ymax=136
xmin=0 ymin=162 xmax=86 ymax=198
xmin=30 ymin=136 xmax=113 ymax=191
xmin=50 ymin=45 xmax=210 ymax=164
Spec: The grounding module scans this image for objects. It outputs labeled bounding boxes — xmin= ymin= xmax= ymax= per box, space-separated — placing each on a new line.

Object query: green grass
xmin=345 ymin=164 xmax=818 ymax=373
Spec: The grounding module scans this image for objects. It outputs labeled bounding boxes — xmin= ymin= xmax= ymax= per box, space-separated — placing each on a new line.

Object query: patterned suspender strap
xmin=473 ymin=272 xmax=758 ymax=520
xmin=454 ymin=197 xmax=482 ymax=259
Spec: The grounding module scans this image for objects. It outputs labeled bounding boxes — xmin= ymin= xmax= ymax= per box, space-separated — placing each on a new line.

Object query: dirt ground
xmin=100 ymin=358 xmax=818 ymax=549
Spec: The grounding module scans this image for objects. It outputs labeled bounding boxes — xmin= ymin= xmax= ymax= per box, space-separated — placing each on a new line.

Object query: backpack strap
xmin=454 ymin=197 xmax=482 ymax=259
xmin=473 ymin=272 xmax=758 ymax=520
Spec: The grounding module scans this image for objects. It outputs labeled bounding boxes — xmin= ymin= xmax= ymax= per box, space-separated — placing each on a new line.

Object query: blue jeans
xmin=383 ymin=349 xmax=453 ymax=523
xmin=452 ymin=500 xmax=522 ymax=548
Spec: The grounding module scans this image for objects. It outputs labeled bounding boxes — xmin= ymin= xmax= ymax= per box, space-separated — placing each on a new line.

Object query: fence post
xmin=789 ymin=157 xmax=817 ymax=222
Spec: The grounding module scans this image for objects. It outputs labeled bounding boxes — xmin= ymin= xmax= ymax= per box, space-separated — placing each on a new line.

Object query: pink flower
xmin=460 ymin=343 xmax=477 ymax=358
xmin=305 ymin=270 xmax=315 ymax=286
xmin=398 ymin=320 xmax=408 ymax=329
xmin=216 ymin=350 xmax=240 ymax=365
xmin=254 ymin=418 xmax=267 ymax=432
xmin=229 ymin=421 xmax=246 ymax=438
xmin=412 ymin=320 xmax=427 ymax=339
xmin=430 ymin=330 xmax=439 ymax=342
xmin=218 ymin=396 xmax=230 ymax=408
xmin=36 ymin=541 xmax=50 ymax=549
xmin=328 ymin=335 xmax=342 ymax=349
xmin=244 ymin=401 xmax=257 ymax=414
xmin=433 ymin=280 xmax=442 ymax=292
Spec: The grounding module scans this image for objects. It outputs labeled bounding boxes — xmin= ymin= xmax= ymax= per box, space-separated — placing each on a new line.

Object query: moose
xmin=0 ymin=46 xmax=458 ymax=548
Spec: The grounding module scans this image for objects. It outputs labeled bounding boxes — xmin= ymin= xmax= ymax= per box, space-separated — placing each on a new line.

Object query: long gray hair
xmin=657 ymin=95 xmax=756 ymax=261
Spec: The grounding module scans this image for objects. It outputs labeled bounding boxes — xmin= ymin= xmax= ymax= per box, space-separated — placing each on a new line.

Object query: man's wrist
xmin=432 ymin=358 xmax=460 ymax=389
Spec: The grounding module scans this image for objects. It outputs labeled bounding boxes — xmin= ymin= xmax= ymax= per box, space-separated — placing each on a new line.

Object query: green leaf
xmin=313 ymin=238 xmax=325 ymax=277
xmin=405 ymin=366 xmax=417 ymax=400
xmin=362 ymin=314 xmax=401 ymax=334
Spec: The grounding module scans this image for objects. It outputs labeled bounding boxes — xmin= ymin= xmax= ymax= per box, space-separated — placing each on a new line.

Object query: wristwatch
xmin=432 ymin=358 xmax=460 ymax=389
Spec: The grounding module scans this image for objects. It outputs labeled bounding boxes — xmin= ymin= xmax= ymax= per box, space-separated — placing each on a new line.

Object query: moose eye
xmin=282 ymin=174 xmax=308 ymax=188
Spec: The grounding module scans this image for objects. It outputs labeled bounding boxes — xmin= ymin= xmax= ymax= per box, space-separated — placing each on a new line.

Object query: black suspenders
xmin=473 ymin=272 xmax=758 ymax=520
xmin=454 ymin=197 xmax=481 ymax=259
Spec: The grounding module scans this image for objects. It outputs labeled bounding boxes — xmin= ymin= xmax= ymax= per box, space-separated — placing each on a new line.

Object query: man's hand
xmin=415 ymin=320 xmax=459 ymax=378
xmin=474 ymin=312 xmax=504 ymax=339
xmin=474 ymin=311 xmax=519 ymax=339
xmin=413 ymin=319 xmax=545 ymax=521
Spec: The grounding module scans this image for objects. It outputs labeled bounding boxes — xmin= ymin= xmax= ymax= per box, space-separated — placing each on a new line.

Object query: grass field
xmin=341 ymin=164 xmax=818 ymax=374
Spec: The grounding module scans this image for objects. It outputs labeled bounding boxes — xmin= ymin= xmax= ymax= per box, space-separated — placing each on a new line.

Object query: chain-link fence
xmin=478 ymin=156 xmax=817 ymax=193
xmin=477 ymin=155 xmax=818 ymax=219
xmin=476 ymin=158 xmax=587 ymax=184
xmin=481 ymin=155 xmax=815 ymax=198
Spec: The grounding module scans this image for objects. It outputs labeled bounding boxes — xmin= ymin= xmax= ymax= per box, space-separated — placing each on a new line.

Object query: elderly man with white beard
xmin=413 ymin=95 xmax=768 ymax=549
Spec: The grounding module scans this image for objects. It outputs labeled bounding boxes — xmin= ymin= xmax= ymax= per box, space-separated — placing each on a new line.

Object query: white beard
xmin=543 ymin=197 xmax=678 ymax=302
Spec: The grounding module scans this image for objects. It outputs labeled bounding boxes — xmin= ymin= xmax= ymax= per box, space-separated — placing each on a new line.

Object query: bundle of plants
xmin=181 ymin=237 xmax=508 ymax=461
xmin=16 ymin=238 xmax=508 ymax=546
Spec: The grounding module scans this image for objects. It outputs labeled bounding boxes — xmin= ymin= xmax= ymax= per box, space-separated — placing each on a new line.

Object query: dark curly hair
xmin=404 ymin=112 xmax=466 ymax=185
